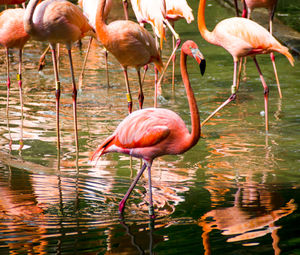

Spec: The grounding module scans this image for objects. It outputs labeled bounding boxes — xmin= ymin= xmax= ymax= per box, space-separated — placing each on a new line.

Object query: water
xmin=0 ymin=0 xmax=300 ymax=254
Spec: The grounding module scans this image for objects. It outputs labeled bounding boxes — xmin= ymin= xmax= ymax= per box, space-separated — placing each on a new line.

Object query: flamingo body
xmin=98 ymin=20 xmax=162 ymax=70
xmin=166 ymin=0 xmax=194 ymax=23
xmin=210 ymin=17 xmax=293 ymax=64
xmin=27 ymin=0 xmax=92 ymax=45
xmin=0 ymin=0 xmax=25 ymax=4
xmin=0 ymin=9 xmax=29 ymax=49
xmin=244 ymin=0 xmax=277 ymax=11
xmin=95 ymin=108 xmax=191 ymax=161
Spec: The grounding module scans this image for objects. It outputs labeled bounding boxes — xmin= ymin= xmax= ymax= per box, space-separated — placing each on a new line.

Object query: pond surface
xmin=0 ymin=0 xmax=300 ymax=254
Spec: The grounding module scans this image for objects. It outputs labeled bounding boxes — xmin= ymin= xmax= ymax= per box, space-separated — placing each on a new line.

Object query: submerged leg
xmin=67 ymin=47 xmax=79 ymax=151
xmin=147 ymin=162 xmax=155 ymax=218
xmin=18 ymin=49 xmax=24 ymax=151
xmin=253 ymin=57 xmax=269 ymax=132
xmin=50 ymin=44 xmax=61 ymax=151
xmin=119 ymin=162 xmax=148 ymax=215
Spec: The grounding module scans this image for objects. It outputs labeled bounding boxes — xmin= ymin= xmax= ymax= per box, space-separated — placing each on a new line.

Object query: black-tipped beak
xmin=199 ymin=59 xmax=206 ymax=76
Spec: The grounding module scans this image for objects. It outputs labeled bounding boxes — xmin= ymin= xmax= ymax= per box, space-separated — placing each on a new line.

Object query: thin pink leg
xmin=5 ymin=48 xmax=10 ymax=116
xmin=104 ymin=49 xmax=110 ymax=87
xmin=270 ymin=52 xmax=282 ymax=98
xmin=122 ymin=0 xmax=128 ymax=20
xmin=253 ymin=57 xmax=269 ymax=132
xmin=201 ymin=60 xmax=238 ymax=127
xmin=137 ymin=69 xmax=144 ymax=109
xmin=50 ymin=45 xmax=61 ymax=151
xmin=78 ymin=37 xmax=93 ymax=89
xmin=147 ymin=163 xmax=155 ymax=218
xmin=18 ymin=49 xmax=24 ymax=151
xmin=67 ymin=48 xmax=79 ymax=151
xmin=123 ymin=67 xmax=132 ymax=114
xmin=119 ymin=162 xmax=147 ymax=215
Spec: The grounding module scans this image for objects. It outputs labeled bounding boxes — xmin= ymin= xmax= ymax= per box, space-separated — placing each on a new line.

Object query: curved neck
xmin=197 ymin=0 xmax=214 ymax=44
xmin=24 ymin=0 xmax=40 ymax=36
xmin=180 ymin=50 xmax=201 ymax=150
xmin=95 ymin=0 xmax=108 ymax=43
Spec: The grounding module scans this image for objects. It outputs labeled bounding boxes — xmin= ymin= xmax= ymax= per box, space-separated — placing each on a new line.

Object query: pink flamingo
xmin=0 ymin=8 xmax=30 ymax=113
xmin=198 ymin=0 xmax=294 ymax=131
xmin=234 ymin=0 xmax=283 ymax=98
xmin=92 ymin=40 xmax=206 ymax=218
xmin=24 ymin=0 xmax=93 ymax=150
xmin=95 ymin=0 xmax=164 ymax=113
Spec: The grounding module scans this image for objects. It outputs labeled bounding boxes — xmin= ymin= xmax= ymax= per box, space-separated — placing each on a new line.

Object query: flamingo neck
xmin=180 ymin=50 xmax=201 ymax=151
xmin=95 ymin=0 xmax=109 ymax=43
xmin=197 ymin=0 xmax=214 ymax=44
xmin=24 ymin=0 xmax=40 ymax=36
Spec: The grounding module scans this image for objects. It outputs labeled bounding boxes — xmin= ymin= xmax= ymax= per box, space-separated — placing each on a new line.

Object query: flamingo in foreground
xmin=91 ymin=40 xmax=206 ymax=218
xmin=234 ymin=0 xmax=283 ymax=98
xmin=24 ymin=0 xmax=93 ymax=151
xmin=0 ymin=8 xmax=30 ymax=113
xmin=95 ymin=0 xmax=163 ymax=113
xmin=198 ymin=0 xmax=294 ymax=131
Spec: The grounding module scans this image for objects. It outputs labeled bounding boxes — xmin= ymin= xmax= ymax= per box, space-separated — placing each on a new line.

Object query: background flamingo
xmin=198 ymin=0 xmax=294 ymax=132
xmin=234 ymin=0 xmax=282 ymax=98
xmin=92 ymin=40 xmax=206 ymax=217
xmin=130 ymin=0 xmax=181 ymax=90
xmin=166 ymin=0 xmax=194 ymax=87
xmin=24 ymin=0 xmax=93 ymax=151
xmin=78 ymin=0 xmax=113 ymax=87
xmin=95 ymin=0 xmax=163 ymax=113
xmin=0 ymin=8 xmax=30 ymax=114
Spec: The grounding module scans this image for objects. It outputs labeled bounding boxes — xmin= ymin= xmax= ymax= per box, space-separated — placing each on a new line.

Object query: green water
xmin=0 ymin=0 xmax=300 ymax=254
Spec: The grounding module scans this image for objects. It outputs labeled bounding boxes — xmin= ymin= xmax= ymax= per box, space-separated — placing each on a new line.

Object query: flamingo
xmin=166 ymin=0 xmax=194 ymax=87
xmin=95 ymin=0 xmax=164 ymax=113
xmin=234 ymin=0 xmax=283 ymax=98
xmin=197 ymin=0 xmax=294 ymax=131
xmin=0 ymin=8 xmax=30 ymax=114
xmin=78 ymin=0 xmax=113 ymax=87
xmin=130 ymin=0 xmax=181 ymax=93
xmin=91 ymin=40 xmax=206 ymax=217
xmin=0 ymin=0 xmax=26 ymax=8
xmin=24 ymin=0 xmax=93 ymax=151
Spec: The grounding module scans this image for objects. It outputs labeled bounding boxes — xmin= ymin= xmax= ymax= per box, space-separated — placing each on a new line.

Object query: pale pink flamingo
xmin=0 ymin=8 xmax=30 ymax=113
xmin=198 ymin=0 xmax=294 ymax=131
xmin=234 ymin=0 xmax=283 ymax=98
xmin=24 ymin=0 xmax=93 ymax=150
xmin=91 ymin=40 xmax=206 ymax=217
xmin=130 ymin=0 xmax=181 ymax=92
xmin=95 ymin=0 xmax=164 ymax=113
xmin=166 ymin=0 xmax=194 ymax=87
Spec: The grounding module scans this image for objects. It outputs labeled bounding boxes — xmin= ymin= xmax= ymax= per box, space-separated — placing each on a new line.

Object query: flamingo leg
xmin=67 ymin=47 xmax=79 ymax=151
xmin=104 ymin=48 xmax=110 ymax=87
xmin=18 ymin=49 xmax=24 ymax=151
xmin=122 ymin=0 xmax=129 ymax=20
xmin=147 ymin=162 xmax=155 ymax=218
xmin=154 ymin=39 xmax=181 ymax=107
xmin=141 ymin=64 xmax=148 ymax=84
xmin=5 ymin=48 xmax=10 ymax=116
xmin=38 ymin=44 xmax=50 ymax=71
xmin=78 ymin=36 xmax=93 ymax=89
xmin=50 ymin=45 xmax=61 ymax=151
xmin=137 ymin=69 xmax=144 ymax=109
xmin=234 ymin=0 xmax=239 ymax=16
xmin=253 ymin=57 xmax=269 ymax=132
xmin=201 ymin=60 xmax=239 ymax=127
xmin=172 ymin=33 xmax=176 ymax=90
xmin=123 ymin=67 xmax=132 ymax=113
xmin=154 ymin=66 xmax=159 ymax=108
xmin=119 ymin=162 xmax=147 ymax=215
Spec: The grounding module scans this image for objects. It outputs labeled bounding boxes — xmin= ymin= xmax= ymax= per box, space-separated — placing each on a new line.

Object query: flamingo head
xmin=182 ymin=40 xmax=206 ymax=76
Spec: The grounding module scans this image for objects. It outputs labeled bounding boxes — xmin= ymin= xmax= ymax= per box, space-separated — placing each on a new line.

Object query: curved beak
xmin=192 ymin=49 xmax=206 ymax=76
